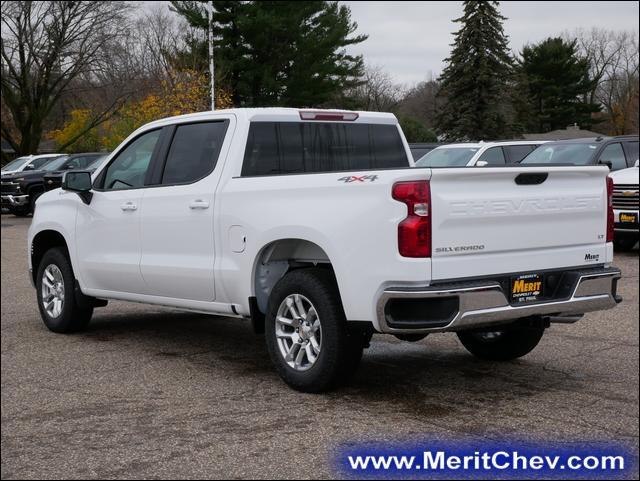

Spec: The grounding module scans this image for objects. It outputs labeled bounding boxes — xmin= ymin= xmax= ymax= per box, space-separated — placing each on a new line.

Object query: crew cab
xmin=28 ymin=108 xmax=621 ymax=392
xmin=42 ymin=153 xmax=107 ymax=192
xmin=415 ymin=140 xmax=547 ymax=167
xmin=1 ymin=153 xmax=63 ymax=175
xmin=609 ymin=161 xmax=639 ymax=251
xmin=2 ymin=153 xmax=105 ymax=216
xmin=2 ymin=154 xmax=63 ymax=212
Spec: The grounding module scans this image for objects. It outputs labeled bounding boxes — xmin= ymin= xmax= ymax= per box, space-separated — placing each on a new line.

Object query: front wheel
xmin=30 ymin=190 xmax=44 ymax=214
xmin=614 ymin=236 xmax=638 ymax=251
xmin=9 ymin=206 xmax=30 ymax=217
xmin=457 ymin=323 xmax=545 ymax=361
xmin=265 ymin=268 xmax=364 ymax=393
xmin=36 ymin=247 xmax=93 ymax=333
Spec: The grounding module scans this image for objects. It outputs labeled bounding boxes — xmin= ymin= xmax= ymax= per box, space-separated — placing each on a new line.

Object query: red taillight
xmin=392 ymin=180 xmax=431 ymax=257
xmin=607 ymin=176 xmax=614 ymax=242
xmin=298 ymin=110 xmax=359 ymax=121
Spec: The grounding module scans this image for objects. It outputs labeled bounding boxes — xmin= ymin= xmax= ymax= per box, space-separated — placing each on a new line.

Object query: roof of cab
xmin=142 ymin=108 xmax=398 ymax=129
xmin=433 ymin=140 xmax=548 ymax=149
xmin=539 ymin=137 xmax=609 ymax=145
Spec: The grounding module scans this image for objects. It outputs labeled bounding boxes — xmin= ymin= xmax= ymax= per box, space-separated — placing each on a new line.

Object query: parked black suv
xmin=520 ymin=135 xmax=639 ymax=171
xmin=1 ymin=153 xmax=105 ymax=216
xmin=43 ymin=154 xmax=108 ymax=192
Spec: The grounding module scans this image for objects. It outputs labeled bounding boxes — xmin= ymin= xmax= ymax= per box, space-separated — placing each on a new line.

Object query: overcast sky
xmin=145 ymin=1 xmax=639 ymax=86
xmin=343 ymin=1 xmax=640 ymax=85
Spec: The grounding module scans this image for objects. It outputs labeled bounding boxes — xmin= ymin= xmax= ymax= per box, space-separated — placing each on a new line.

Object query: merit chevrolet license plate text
xmin=511 ymin=273 xmax=543 ymax=303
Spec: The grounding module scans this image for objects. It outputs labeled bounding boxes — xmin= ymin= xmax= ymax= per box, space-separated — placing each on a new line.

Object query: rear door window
xmin=29 ymin=156 xmax=59 ymax=170
xmin=161 ymin=121 xmax=229 ymax=185
xmin=476 ymin=147 xmax=506 ymax=166
xmin=241 ymin=122 xmax=408 ymax=176
xmin=623 ymin=141 xmax=638 ymax=166
xmin=598 ymin=143 xmax=627 ymax=170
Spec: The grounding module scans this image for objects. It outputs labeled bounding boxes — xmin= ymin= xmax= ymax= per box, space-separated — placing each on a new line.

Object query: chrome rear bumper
xmin=377 ymin=268 xmax=621 ymax=334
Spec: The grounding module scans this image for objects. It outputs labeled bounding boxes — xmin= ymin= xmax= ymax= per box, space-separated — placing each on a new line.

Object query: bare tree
xmin=346 ymin=65 xmax=403 ymax=112
xmin=569 ymin=28 xmax=639 ymax=134
xmin=397 ymin=74 xmax=441 ymax=131
xmin=137 ymin=7 xmax=186 ymax=80
xmin=1 ymin=1 xmax=132 ymax=157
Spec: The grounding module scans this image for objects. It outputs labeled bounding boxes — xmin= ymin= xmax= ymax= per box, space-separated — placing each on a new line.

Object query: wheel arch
xmin=251 ymin=238 xmax=338 ymax=319
xmin=30 ymin=229 xmax=70 ymax=285
xmin=27 ymin=182 xmax=45 ymax=196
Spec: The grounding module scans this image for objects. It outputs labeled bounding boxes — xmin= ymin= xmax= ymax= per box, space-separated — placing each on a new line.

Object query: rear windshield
xmin=415 ymin=147 xmax=479 ymax=167
xmin=241 ymin=122 xmax=408 ymax=176
xmin=520 ymin=143 xmax=598 ymax=165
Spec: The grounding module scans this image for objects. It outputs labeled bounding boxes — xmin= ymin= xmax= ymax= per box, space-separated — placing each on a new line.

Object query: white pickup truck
xmin=28 ymin=108 xmax=622 ymax=392
xmin=610 ymin=162 xmax=639 ymax=251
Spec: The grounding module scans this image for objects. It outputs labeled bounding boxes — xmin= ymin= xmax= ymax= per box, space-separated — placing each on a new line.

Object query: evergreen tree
xmin=170 ymin=1 xmax=366 ymax=107
xmin=398 ymin=116 xmax=437 ymax=143
xmin=436 ymin=1 xmax=515 ymax=140
xmin=170 ymin=1 xmax=248 ymax=106
xmin=517 ymin=37 xmax=601 ymax=132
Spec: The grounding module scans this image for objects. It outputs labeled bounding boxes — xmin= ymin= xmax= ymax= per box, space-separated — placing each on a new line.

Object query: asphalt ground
xmin=1 ymin=215 xmax=638 ymax=479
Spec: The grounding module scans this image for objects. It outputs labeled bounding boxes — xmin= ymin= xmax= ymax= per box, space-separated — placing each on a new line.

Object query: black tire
xmin=265 ymin=268 xmax=364 ymax=393
xmin=36 ymin=247 xmax=93 ymax=333
xmin=614 ymin=236 xmax=638 ymax=251
xmin=30 ymin=190 xmax=44 ymax=214
xmin=9 ymin=206 xmax=30 ymax=217
xmin=457 ymin=323 xmax=545 ymax=361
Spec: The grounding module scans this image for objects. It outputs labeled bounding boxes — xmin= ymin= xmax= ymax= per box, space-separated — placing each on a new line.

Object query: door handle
xmin=189 ymin=199 xmax=210 ymax=210
xmin=120 ymin=201 xmax=137 ymax=211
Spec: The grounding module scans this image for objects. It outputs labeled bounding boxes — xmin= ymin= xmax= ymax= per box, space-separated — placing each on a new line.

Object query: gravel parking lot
xmin=1 ymin=215 xmax=638 ymax=479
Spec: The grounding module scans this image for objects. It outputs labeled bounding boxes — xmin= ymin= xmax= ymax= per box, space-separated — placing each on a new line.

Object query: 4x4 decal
xmin=337 ymin=175 xmax=379 ymax=183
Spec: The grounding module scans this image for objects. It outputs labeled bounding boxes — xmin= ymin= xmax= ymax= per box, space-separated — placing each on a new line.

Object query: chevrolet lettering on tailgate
xmin=449 ymin=196 xmax=601 ymax=217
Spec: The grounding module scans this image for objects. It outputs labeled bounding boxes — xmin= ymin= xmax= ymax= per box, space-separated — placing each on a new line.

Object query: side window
xmin=161 ymin=121 xmax=229 ymax=185
xmin=103 ymin=130 xmax=161 ymax=190
xmin=62 ymin=156 xmax=89 ymax=170
xmin=477 ymin=147 xmax=506 ymax=165
xmin=75 ymin=156 xmax=97 ymax=169
xmin=29 ymin=156 xmax=57 ymax=170
xmin=504 ymin=145 xmax=535 ymax=163
xmin=598 ymin=143 xmax=627 ymax=170
xmin=63 ymin=158 xmax=79 ymax=169
xmin=624 ymin=141 xmax=638 ymax=166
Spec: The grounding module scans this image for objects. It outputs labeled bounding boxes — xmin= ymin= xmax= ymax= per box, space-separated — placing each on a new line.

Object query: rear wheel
xmin=457 ymin=322 xmax=545 ymax=361
xmin=36 ymin=247 xmax=93 ymax=333
xmin=265 ymin=268 xmax=364 ymax=392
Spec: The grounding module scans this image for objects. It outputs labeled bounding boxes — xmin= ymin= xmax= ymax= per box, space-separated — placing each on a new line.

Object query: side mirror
xmin=598 ymin=160 xmax=613 ymax=170
xmin=62 ymin=171 xmax=93 ymax=204
xmin=24 ymin=164 xmax=35 ymax=171
xmin=475 ymin=160 xmax=489 ymax=167
xmin=635 ymin=159 xmax=639 ymax=168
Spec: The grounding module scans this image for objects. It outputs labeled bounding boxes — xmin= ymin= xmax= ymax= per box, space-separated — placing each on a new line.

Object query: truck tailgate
xmin=429 ymin=166 xmax=611 ymax=280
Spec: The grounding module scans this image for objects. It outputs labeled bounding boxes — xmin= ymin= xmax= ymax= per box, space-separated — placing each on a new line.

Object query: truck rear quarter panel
xmin=215 ymin=168 xmax=435 ymax=323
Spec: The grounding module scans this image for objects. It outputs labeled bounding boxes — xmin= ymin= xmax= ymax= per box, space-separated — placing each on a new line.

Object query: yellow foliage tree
xmin=101 ymin=70 xmax=234 ymax=149
xmin=50 ymin=70 xmax=236 ymax=152
xmin=49 ymin=109 xmax=102 ymax=152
